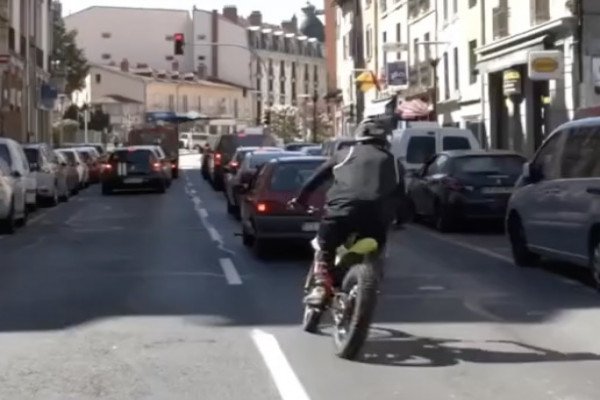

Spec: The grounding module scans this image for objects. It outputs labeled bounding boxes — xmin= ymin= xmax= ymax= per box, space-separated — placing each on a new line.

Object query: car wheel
xmin=434 ymin=203 xmax=453 ymax=232
xmin=101 ymin=184 xmax=113 ymax=195
xmin=0 ymin=199 xmax=16 ymax=234
xmin=49 ymin=185 xmax=59 ymax=207
xmin=156 ymin=182 xmax=166 ymax=194
xmin=242 ymin=224 xmax=254 ymax=247
xmin=589 ymin=235 xmax=600 ymax=290
xmin=253 ymin=237 xmax=269 ymax=258
xmin=507 ymin=214 xmax=539 ymax=268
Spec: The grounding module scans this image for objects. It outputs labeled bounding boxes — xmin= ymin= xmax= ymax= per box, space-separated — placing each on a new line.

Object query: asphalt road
xmin=0 ymin=152 xmax=599 ymax=399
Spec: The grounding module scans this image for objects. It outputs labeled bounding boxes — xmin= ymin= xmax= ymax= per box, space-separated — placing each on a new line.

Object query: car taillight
xmin=101 ymin=163 xmax=112 ymax=171
xmin=215 ymin=153 xmax=222 ymax=166
xmin=442 ymin=177 xmax=463 ymax=191
xmin=152 ymin=162 xmax=162 ymax=171
xmin=256 ymin=202 xmax=268 ymax=213
xmin=230 ymin=161 xmax=239 ymax=168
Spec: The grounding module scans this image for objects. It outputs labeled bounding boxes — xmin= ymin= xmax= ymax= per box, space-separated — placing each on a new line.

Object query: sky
xmin=60 ymin=0 xmax=314 ymax=25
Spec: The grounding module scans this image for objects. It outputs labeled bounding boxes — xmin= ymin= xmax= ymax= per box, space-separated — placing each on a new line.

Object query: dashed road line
xmin=219 ymin=258 xmax=242 ymax=285
xmin=251 ymin=329 xmax=310 ymax=400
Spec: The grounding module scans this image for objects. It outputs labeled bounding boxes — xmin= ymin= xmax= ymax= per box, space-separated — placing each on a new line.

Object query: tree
xmin=269 ymin=105 xmax=300 ymax=143
xmin=88 ymin=107 xmax=110 ymax=132
xmin=52 ymin=6 xmax=89 ymax=94
xmin=63 ymin=104 xmax=80 ymax=121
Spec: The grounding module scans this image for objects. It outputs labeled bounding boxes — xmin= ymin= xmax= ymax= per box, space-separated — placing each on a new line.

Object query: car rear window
xmin=79 ymin=151 xmax=91 ymax=162
xmin=111 ymin=150 xmax=152 ymax=164
xmin=443 ymin=136 xmax=471 ymax=150
xmin=0 ymin=144 xmax=11 ymax=166
xmin=269 ymin=161 xmax=325 ymax=192
xmin=453 ymin=155 xmax=525 ymax=176
xmin=218 ymin=134 xmax=276 ymax=154
xmin=406 ymin=136 xmax=436 ymax=164
xmin=248 ymin=152 xmax=287 ymax=168
xmin=60 ymin=151 xmax=76 ymax=163
xmin=24 ymin=148 xmax=39 ymax=164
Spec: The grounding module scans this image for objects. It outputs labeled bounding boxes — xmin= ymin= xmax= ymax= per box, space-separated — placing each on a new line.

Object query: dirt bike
xmin=301 ymin=210 xmax=382 ymax=360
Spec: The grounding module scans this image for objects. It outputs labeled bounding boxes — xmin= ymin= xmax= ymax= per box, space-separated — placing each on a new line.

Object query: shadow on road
xmin=358 ymin=327 xmax=600 ymax=367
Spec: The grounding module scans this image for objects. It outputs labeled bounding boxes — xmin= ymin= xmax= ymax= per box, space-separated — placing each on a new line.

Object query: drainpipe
xmin=480 ymin=0 xmax=487 ymax=148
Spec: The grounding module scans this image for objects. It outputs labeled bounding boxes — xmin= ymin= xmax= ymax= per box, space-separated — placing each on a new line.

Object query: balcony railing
xmin=530 ymin=0 xmax=550 ymax=25
xmin=492 ymin=6 xmax=509 ymax=40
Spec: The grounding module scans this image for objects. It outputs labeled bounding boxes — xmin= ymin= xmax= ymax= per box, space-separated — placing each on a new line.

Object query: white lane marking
xmin=463 ymin=298 xmax=506 ymax=323
xmin=418 ymin=285 xmax=445 ymax=291
xmin=199 ymin=208 xmax=208 ymax=218
xmin=208 ymin=226 xmax=222 ymax=242
xmin=410 ymin=225 xmax=514 ymax=264
xmin=219 ymin=258 xmax=242 ymax=285
xmin=251 ymin=329 xmax=310 ymax=400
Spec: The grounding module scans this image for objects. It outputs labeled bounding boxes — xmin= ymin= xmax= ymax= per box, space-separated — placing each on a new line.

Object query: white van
xmin=0 ymin=138 xmax=36 ymax=212
xmin=390 ymin=123 xmax=480 ymax=174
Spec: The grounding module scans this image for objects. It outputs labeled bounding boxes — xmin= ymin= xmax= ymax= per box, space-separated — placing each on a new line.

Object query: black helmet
xmin=355 ymin=118 xmax=389 ymax=142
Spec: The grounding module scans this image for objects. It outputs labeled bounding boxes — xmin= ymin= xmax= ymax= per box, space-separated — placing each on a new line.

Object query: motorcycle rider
xmin=290 ymin=118 xmax=400 ymax=305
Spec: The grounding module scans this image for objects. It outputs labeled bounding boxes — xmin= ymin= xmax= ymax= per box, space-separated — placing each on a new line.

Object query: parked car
xmin=300 ymin=145 xmax=323 ymax=156
xmin=23 ymin=143 xmax=64 ymax=206
xmin=0 ymin=138 xmax=36 ymax=212
xmin=56 ymin=148 xmax=88 ymax=189
xmin=407 ymin=150 xmax=526 ymax=231
xmin=101 ymin=147 xmax=169 ymax=194
xmin=202 ymin=132 xmax=279 ymax=190
xmin=224 ymin=150 xmax=301 ymax=217
xmin=506 ymin=118 xmax=600 ymax=287
xmin=54 ymin=151 xmax=79 ymax=198
xmin=0 ymin=159 xmax=27 ymax=233
xmin=239 ymin=156 xmax=328 ymax=257
xmin=75 ymin=148 xmax=100 ymax=184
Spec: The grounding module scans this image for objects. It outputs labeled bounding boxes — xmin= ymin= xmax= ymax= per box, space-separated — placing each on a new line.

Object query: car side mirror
xmin=523 ymin=162 xmax=542 ymax=184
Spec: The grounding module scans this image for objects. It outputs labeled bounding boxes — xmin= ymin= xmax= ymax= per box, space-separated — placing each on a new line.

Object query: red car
xmin=239 ymin=156 xmax=328 ymax=257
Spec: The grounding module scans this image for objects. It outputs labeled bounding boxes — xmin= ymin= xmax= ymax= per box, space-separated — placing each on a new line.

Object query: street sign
xmin=503 ymin=69 xmax=521 ymax=96
xmin=382 ymin=42 xmax=408 ymax=52
xmin=386 ymin=61 xmax=408 ymax=88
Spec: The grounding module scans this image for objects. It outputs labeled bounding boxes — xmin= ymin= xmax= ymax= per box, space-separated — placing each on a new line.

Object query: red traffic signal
xmin=174 ymin=33 xmax=184 ymax=55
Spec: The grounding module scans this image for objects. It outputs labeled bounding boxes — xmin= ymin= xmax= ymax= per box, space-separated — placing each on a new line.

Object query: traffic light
xmin=174 ymin=33 xmax=184 ymax=55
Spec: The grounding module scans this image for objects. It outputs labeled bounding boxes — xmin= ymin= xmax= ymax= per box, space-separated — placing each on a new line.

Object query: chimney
xmin=120 ymin=58 xmax=129 ymax=72
xmin=248 ymin=11 xmax=262 ymax=26
xmin=222 ymin=5 xmax=238 ymax=24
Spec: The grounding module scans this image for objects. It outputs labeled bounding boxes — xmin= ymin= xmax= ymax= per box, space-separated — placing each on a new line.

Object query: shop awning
xmin=397 ymin=99 xmax=433 ymax=120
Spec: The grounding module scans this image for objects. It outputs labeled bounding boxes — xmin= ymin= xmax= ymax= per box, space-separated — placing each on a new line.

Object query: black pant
xmin=316 ymin=201 xmax=388 ymax=267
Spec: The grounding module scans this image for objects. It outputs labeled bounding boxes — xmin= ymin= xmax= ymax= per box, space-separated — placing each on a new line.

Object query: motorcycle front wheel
xmin=332 ymin=262 xmax=378 ymax=360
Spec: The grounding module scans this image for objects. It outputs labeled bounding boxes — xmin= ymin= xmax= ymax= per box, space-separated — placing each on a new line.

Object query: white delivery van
xmin=390 ymin=122 xmax=480 ymax=173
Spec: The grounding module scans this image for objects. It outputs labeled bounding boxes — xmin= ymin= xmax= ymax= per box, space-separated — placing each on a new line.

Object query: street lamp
xmin=417 ymin=41 xmax=450 ymax=119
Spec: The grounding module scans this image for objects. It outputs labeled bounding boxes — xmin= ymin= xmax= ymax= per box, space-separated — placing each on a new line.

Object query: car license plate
xmin=482 ymin=187 xmax=513 ymax=194
xmin=124 ymin=178 xmax=143 ymax=184
xmin=302 ymin=222 xmax=319 ymax=232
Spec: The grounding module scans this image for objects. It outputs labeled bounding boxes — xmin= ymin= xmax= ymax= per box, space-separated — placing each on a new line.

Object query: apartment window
xmin=95 ymin=74 xmax=101 ymax=84
xmin=396 ymin=23 xmax=401 ymax=59
xmin=424 ymin=33 xmax=430 ymax=59
xmin=280 ymin=61 xmax=286 ymax=95
xmin=101 ymin=32 xmax=111 ymax=39
xmin=168 ymin=95 xmax=175 ymax=111
xmin=313 ymin=64 xmax=318 ymax=90
xmin=443 ymin=0 xmax=448 ymax=20
xmin=366 ymin=0 xmax=372 ymax=7
xmin=182 ymin=95 xmax=188 ymax=112
xmin=366 ymin=26 xmax=373 ymax=60
xmin=468 ymin=40 xmax=477 ymax=84
xmin=443 ymin=53 xmax=449 ymax=100
xmin=197 ymin=96 xmax=202 ymax=111
xmin=531 ymin=0 xmax=550 ymax=25
xmin=380 ymin=0 xmax=387 ymax=13
xmin=197 ymin=34 xmax=206 ymax=40
xmin=234 ymin=99 xmax=239 ymax=118
xmin=453 ymin=47 xmax=459 ymax=91
xmin=165 ymin=55 xmax=174 ymax=61
xmin=469 ymin=0 xmax=476 ymax=7
xmin=101 ymin=53 xmax=111 ymax=60
xmin=304 ymin=64 xmax=310 ymax=94
xmin=453 ymin=0 xmax=458 ymax=13
xmin=382 ymin=31 xmax=387 ymax=44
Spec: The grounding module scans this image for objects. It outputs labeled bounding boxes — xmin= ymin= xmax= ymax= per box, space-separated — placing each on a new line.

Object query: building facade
xmin=72 ymin=63 xmax=252 ymax=136
xmin=0 ymin=0 xmax=52 ymax=143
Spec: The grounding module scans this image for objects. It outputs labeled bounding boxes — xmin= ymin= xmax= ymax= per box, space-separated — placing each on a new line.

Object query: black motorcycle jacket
xmin=297 ymin=139 xmax=400 ymax=212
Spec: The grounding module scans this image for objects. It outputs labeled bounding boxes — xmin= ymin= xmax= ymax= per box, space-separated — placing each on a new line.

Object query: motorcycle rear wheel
xmin=301 ymin=267 xmax=322 ymax=333
xmin=332 ymin=262 xmax=378 ymax=360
